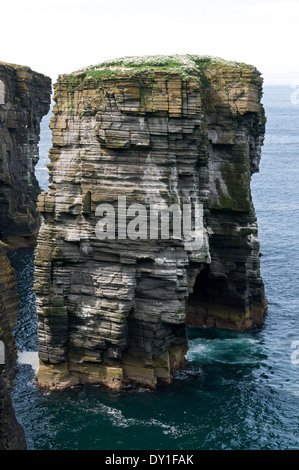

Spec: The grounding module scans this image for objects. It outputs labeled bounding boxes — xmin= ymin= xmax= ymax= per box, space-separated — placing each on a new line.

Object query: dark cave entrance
xmin=186 ymin=263 xmax=230 ymax=328
xmin=186 ymin=264 xmax=210 ymax=327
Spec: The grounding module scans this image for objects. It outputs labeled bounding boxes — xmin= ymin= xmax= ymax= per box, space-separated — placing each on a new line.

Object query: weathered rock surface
xmin=0 ymin=62 xmax=51 ymax=249
xmin=0 ymin=62 xmax=51 ymax=449
xmin=34 ymin=55 xmax=267 ymax=391
xmin=0 ymin=244 xmax=26 ymax=449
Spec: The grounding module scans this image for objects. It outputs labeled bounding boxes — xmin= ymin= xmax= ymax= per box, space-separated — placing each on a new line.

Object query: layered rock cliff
xmin=0 ymin=244 xmax=26 ymax=449
xmin=0 ymin=62 xmax=51 ymax=449
xmin=34 ymin=55 xmax=267 ymax=391
xmin=0 ymin=62 xmax=51 ymax=248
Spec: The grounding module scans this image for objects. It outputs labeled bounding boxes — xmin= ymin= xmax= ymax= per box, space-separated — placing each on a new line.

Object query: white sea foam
xmin=18 ymin=351 xmax=39 ymax=372
xmin=98 ymin=404 xmax=195 ymax=438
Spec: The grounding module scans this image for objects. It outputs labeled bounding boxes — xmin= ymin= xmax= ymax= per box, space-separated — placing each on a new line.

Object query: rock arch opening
xmin=186 ymin=264 xmax=213 ymax=328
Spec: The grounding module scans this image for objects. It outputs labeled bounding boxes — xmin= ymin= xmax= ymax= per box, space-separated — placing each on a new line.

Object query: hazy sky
xmin=1 ymin=0 xmax=298 ymax=85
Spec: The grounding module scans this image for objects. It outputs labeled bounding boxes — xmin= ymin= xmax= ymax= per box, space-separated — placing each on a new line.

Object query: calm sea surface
xmin=9 ymin=86 xmax=299 ymax=450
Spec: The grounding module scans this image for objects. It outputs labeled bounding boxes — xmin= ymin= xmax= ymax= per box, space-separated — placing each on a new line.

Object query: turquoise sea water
xmin=9 ymin=86 xmax=299 ymax=450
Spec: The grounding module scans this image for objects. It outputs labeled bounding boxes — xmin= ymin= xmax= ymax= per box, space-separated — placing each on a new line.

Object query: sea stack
xmin=34 ymin=55 xmax=267 ymax=391
xmin=0 ymin=62 xmax=51 ymax=449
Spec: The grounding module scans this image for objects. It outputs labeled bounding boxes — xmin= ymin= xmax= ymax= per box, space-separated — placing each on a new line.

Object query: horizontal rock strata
xmin=0 ymin=62 xmax=51 ymax=449
xmin=34 ymin=55 xmax=267 ymax=390
xmin=0 ymin=62 xmax=51 ymax=248
xmin=0 ymin=244 xmax=26 ymax=449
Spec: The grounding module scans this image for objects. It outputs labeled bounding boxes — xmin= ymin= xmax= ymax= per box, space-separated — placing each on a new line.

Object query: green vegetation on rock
xmin=58 ymin=54 xmax=260 ymax=87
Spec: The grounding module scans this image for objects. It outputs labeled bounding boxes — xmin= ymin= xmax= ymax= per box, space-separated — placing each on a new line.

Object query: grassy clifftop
xmin=58 ymin=54 xmax=261 ymax=84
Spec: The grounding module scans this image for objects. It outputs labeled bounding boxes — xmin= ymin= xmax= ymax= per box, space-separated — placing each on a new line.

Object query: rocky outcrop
xmin=34 ymin=55 xmax=267 ymax=391
xmin=0 ymin=62 xmax=51 ymax=249
xmin=0 ymin=62 xmax=51 ymax=449
xmin=186 ymin=61 xmax=267 ymax=329
xmin=0 ymin=243 xmax=26 ymax=449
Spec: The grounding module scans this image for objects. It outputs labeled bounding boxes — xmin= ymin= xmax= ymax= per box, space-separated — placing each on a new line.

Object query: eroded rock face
xmin=0 ymin=244 xmax=26 ymax=449
xmin=34 ymin=55 xmax=267 ymax=390
xmin=186 ymin=63 xmax=267 ymax=330
xmin=0 ymin=62 xmax=51 ymax=249
xmin=0 ymin=62 xmax=51 ymax=449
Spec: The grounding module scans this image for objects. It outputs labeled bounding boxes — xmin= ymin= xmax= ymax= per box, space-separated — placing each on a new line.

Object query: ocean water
xmin=9 ymin=86 xmax=299 ymax=450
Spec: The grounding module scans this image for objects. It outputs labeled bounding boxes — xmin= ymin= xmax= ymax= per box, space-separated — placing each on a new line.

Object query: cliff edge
xmin=0 ymin=62 xmax=51 ymax=249
xmin=0 ymin=62 xmax=51 ymax=449
xmin=0 ymin=244 xmax=26 ymax=449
